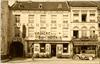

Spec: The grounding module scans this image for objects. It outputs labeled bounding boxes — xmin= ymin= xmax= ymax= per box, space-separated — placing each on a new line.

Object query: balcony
xmin=72 ymin=35 xmax=98 ymax=41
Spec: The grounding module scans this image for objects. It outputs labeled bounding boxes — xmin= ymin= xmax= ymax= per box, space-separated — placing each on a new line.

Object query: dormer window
xmin=58 ymin=4 xmax=62 ymax=9
xmin=19 ymin=3 xmax=24 ymax=8
xmin=39 ymin=4 xmax=42 ymax=9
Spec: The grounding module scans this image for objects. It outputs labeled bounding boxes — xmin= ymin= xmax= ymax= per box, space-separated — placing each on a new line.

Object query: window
xmin=51 ymin=21 xmax=56 ymax=23
xmin=82 ymin=30 xmax=87 ymax=37
xmin=90 ymin=19 xmax=95 ymax=22
xmin=99 ymin=32 xmax=100 ymax=37
xmin=90 ymin=27 xmax=96 ymax=38
xmin=63 ymin=15 xmax=68 ymax=21
xmin=40 ymin=15 xmax=46 ymax=21
xmin=28 ymin=15 xmax=34 ymax=23
xmin=63 ymin=32 xmax=68 ymax=38
xmin=73 ymin=30 xmax=79 ymax=38
xmin=81 ymin=27 xmax=87 ymax=37
xmin=15 ymin=15 xmax=20 ymax=23
xmin=63 ymin=21 xmax=68 ymax=23
xmin=98 ymin=24 xmax=100 ymax=28
xmin=73 ymin=14 xmax=79 ymax=16
xmin=63 ymin=44 xmax=68 ymax=53
xmin=28 ymin=27 xmax=34 ymax=37
xmin=90 ymin=14 xmax=95 ymax=16
xmin=15 ymin=27 xmax=20 ymax=37
xmin=73 ymin=19 xmax=79 ymax=22
xmin=82 ymin=14 xmax=87 ymax=22
xmin=51 ymin=27 xmax=57 ymax=32
xmin=40 ymin=43 xmax=45 ymax=53
xmin=51 ymin=15 xmax=56 ymax=21
xmin=81 ymin=46 xmax=96 ymax=54
xmin=40 ymin=15 xmax=46 ymax=24
xmin=51 ymin=27 xmax=57 ymax=29
xmin=90 ymin=30 xmax=95 ymax=37
xmin=40 ymin=27 xmax=46 ymax=29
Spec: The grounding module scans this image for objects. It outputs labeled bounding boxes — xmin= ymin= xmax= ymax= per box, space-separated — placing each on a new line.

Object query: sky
xmin=8 ymin=0 xmax=100 ymax=6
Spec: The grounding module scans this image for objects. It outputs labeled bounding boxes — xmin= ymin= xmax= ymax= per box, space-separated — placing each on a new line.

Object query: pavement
xmin=1 ymin=57 xmax=100 ymax=64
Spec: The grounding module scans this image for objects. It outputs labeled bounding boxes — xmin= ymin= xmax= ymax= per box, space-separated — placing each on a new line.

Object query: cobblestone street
xmin=1 ymin=57 xmax=100 ymax=64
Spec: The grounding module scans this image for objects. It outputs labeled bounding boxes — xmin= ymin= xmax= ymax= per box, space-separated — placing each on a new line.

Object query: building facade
xmin=69 ymin=1 xmax=99 ymax=59
xmin=9 ymin=1 xmax=100 ymax=58
xmin=1 ymin=0 xmax=15 ymax=59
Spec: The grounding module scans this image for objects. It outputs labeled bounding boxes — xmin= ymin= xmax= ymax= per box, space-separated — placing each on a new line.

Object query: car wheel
xmin=73 ymin=55 xmax=80 ymax=60
xmin=89 ymin=56 xmax=93 ymax=60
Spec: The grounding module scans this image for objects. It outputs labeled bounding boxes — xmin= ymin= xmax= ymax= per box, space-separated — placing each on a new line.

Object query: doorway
xmin=51 ymin=45 xmax=56 ymax=56
xmin=9 ymin=41 xmax=24 ymax=58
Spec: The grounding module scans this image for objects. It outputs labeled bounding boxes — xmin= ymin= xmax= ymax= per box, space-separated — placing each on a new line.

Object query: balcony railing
xmin=72 ymin=35 xmax=98 ymax=41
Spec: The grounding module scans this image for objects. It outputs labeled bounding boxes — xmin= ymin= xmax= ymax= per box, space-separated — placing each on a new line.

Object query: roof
xmin=10 ymin=1 xmax=69 ymax=11
xmin=91 ymin=1 xmax=100 ymax=10
xmin=10 ymin=1 xmax=100 ymax=11
xmin=68 ymin=1 xmax=97 ymax=7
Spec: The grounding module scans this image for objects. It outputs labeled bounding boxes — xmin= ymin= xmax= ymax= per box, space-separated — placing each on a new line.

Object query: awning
xmin=73 ymin=41 xmax=98 ymax=45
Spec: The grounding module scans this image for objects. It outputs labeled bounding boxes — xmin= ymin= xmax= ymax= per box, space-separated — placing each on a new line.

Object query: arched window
xmin=73 ymin=26 xmax=79 ymax=38
xmin=81 ymin=26 xmax=87 ymax=37
xmin=90 ymin=27 xmax=95 ymax=38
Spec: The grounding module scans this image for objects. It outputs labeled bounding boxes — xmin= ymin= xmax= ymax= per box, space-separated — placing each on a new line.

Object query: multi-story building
xmin=9 ymin=1 xmax=100 ymax=58
xmin=70 ymin=1 xmax=99 ymax=58
xmin=10 ymin=1 xmax=73 ymax=58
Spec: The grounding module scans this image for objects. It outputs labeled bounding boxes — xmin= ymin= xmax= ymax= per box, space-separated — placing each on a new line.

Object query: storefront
xmin=25 ymin=40 xmax=73 ymax=58
xmin=73 ymin=40 xmax=98 ymax=59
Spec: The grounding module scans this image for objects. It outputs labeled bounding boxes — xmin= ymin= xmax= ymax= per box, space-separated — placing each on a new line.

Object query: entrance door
xmin=51 ymin=45 xmax=56 ymax=56
xmin=9 ymin=41 xmax=24 ymax=58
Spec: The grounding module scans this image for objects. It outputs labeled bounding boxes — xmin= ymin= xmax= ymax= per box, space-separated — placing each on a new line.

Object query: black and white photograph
xmin=1 ymin=0 xmax=100 ymax=64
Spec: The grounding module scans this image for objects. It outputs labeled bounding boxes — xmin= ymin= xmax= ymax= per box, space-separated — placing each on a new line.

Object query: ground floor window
xmin=74 ymin=45 xmax=96 ymax=54
xmin=63 ymin=43 xmax=68 ymax=53
xmin=40 ymin=43 xmax=45 ymax=53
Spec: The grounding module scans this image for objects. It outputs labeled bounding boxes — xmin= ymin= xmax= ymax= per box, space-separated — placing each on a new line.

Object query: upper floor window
xmin=15 ymin=27 xmax=20 ymax=37
xmin=73 ymin=14 xmax=79 ymax=16
xmin=90 ymin=19 xmax=95 ymax=22
xmin=51 ymin=21 xmax=56 ymax=23
xmin=28 ymin=27 xmax=34 ymax=37
xmin=81 ymin=27 xmax=87 ymax=37
xmin=90 ymin=14 xmax=95 ymax=16
xmin=15 ymin=15 xmax=20 ymax=23
xmin=51 ymin=15 xmax=57 ymax=21
xmin=82 ymin=14 xmax=87 ymax=22
xmin=63 ymin=21 xmax=68 ymax=23
xmin=62 ymin=31 xmax=68 ymax=38
xmin=40 ymin=15 xmax=46 ymax=23
xmin=99 ymin=24 xmax=100 ymax=28
xmin=40 ymin=27 xmax=46 ymax=29
xmin=28 ymin=15 xmax=34 ymax=23
xmin=63 ymin=15 xmax=68 ymax=20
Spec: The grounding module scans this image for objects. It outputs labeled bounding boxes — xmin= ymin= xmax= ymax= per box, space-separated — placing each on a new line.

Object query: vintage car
xmin=73 ymin=50 xmax=96 ymax=60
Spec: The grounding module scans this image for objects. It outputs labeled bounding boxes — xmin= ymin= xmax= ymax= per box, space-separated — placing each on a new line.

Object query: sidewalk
xmin=1 ymin=57 xmax=100 ymax=63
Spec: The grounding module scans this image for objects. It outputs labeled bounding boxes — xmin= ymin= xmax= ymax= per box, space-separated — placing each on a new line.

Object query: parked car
xmin=73 ymin=50 xmax=96 ymax=60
